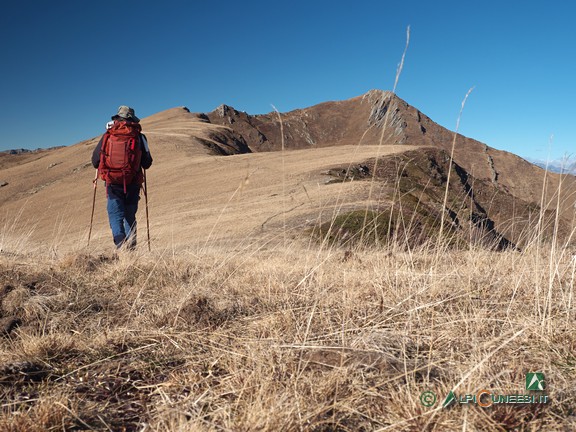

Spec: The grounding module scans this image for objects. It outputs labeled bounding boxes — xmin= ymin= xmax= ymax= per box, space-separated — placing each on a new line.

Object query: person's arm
xmin=92 ymin=136 xmax=104 ymax=168
xmin=140 ymin=134 xmax=153 ymax=169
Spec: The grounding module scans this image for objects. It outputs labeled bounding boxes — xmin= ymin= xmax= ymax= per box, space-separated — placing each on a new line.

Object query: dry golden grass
xmin=0 ymin=236 xmax=574 ymax=431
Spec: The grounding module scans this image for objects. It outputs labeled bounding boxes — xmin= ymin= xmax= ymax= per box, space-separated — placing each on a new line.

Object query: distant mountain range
xmin=1 ymin=146 xmax=64 ymax=155
xmin=524 ymin=157 xmax=576 ymax=175
xmin=1 ymin=148 xmax=33 ymax=155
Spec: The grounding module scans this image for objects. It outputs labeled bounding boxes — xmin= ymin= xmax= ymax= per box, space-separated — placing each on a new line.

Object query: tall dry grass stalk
xmin=360 ymin=26 xmax=411 ymax=245
xmin=437 ymin=87 xmax=474 ymax=247
xmin=272 ymin=104 xmax=288 ymax=247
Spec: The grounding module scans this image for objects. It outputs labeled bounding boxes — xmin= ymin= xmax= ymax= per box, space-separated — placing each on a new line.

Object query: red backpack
xmin=98 ymin=121 xmax=143 ymax=191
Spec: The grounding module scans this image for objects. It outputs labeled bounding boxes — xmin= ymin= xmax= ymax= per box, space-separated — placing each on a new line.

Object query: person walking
xmin=92 ymin=106 xmax=152 ymax=249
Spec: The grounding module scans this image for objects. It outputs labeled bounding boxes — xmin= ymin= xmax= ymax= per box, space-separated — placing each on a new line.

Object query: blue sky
xmin=1 ymin=1 xmax=574 ymax=161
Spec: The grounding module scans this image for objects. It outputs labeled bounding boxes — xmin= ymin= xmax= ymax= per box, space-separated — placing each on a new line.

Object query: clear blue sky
xmin=1 ymin=0 xmax=574 ymax=161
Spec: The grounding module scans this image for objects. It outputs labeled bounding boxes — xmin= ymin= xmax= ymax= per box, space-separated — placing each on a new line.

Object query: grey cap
xmin=112 ymin=105 xmax=140 ymax=122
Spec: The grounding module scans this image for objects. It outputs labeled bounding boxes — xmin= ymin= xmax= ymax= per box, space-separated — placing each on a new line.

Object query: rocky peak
xmin=215 ymin=104 xmax=238 ymax=118
xmin=361 ymin=90 xmax=408 ymax=139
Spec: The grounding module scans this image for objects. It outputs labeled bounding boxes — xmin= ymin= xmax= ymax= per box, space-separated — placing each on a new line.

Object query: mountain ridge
xmin=1 ymin=90 xmax=575 ymax=251
xmin=204 ymin=90 xmax=574 ymax=212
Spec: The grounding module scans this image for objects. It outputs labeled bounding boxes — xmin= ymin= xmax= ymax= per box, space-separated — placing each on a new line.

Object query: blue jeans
xmin=106 ymin=183 xmax=141 ymax=249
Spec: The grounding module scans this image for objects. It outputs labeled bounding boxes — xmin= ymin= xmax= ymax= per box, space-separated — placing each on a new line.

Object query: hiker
xmin=92 ymin=106 xmax=152 ymax=249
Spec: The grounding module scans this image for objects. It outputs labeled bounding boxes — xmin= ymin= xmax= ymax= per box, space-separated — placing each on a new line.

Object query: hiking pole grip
xmin=143 ymin=170 xmax=151 ymax=251
xmin=88 ymin=169 xmax=98 ymax=247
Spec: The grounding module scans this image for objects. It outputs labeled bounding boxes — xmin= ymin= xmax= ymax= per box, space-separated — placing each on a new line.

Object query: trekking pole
xmin=143 ymin=170 xmax=151 ymax=251
xmin=87 ymin=169 xmax=98 ymax=247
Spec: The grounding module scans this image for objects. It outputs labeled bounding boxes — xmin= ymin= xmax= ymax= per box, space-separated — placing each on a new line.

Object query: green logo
xmin=420 ymin=391 xmax=437 ymax=407
xmin=442 ymin=391 xmax=456 ymax=408
xmin=526 ymin=373 xmax=545 ymax=391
